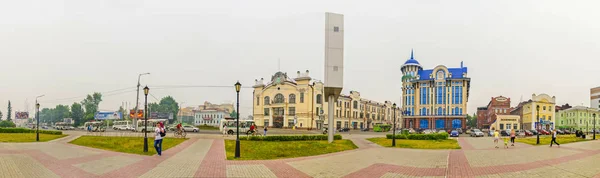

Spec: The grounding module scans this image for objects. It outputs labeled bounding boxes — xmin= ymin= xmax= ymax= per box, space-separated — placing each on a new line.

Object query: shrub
xmin=0 ymin=120 xmax=16 ymax=128
xmin=247 ymin=135 xmax=342 ymax=141
xmin=386 ymin=133 xmax=448 ymax=140
xmin=0 ymin=128 xmax=62 ymax=135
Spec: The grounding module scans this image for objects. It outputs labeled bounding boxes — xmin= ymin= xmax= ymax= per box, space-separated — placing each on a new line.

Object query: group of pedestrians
xmin=491 ymin=128 xmax=559 ymax=148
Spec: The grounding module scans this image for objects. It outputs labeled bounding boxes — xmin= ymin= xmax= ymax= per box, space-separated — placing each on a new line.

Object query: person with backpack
xmin=154 ymin=122 xmax=165 ymax=156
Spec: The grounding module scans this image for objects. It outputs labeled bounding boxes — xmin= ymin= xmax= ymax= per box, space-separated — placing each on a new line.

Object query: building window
xmin=436 ymin=70 xmax=445 ymax=80
xmin=316 ymin=107 xmax=320 ymax=115
xmin=353 ymin=101 xmax=358 ymax=109
xmin=300 ymin=93 xmax=304 ymax=103
xmin=333 ymin=26 xmax=339 ymax=32
xmin=264 ymin=108 xmax=270 ymax=116
xmin=500 ymin=124 xmax=504 ymax=130
xmin=437 ymin=107 xmax=443 ymax=115
xmin=289 ymin=94 xmax=296 ymax=104
xmin=316 ymin=94 xmax=322 ymax=104
xmin=274 ymin=94 xmax=284 ymax=104
xmin=543 ymin=106 xmax=546 ymax=110
xmin=257 ymin=97 xmax=260 ymax=106
xmin=289 ymin=107 xmax=295 ymax=116
xmin=264 ymin=96 xmax=270 ymax=105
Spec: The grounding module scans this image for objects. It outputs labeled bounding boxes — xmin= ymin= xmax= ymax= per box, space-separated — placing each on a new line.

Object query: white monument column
xmin=324 ymin=12 xmax=344 ymax=143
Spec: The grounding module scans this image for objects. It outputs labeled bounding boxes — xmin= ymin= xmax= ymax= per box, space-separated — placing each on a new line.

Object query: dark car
xmin=530 ymin=129 xmax=539 ymax=135
xmin=338 ymin=128 xmax=350 ymax=132
xmin=563 ymin=130 xmax=572 ymax=134
xmin=556 ymin=130 xmax=564 ymax=135
xmin=500 ymin=130 xmax=509 ymax=136
xmin=450 ymin=130 xmax=459 ymax=137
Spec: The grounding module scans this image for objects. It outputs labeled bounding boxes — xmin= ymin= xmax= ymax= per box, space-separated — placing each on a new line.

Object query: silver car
xmin=470 ymin=129 xmax=484 ymax=137
xmin=182 ymin=125 xmax=199 ymax=132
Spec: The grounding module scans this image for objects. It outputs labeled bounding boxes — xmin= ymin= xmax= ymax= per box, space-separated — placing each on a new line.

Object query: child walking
xmin=503 ymin=136 xmax=509 ymax=149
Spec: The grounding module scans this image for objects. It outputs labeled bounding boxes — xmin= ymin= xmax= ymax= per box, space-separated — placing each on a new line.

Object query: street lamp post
xmin=35 ymin=95 xmax=44 ymax=142
xmin=234 ymin=81 xmax=242 ymax=158
xmin=135 ymin=73 xmax=150 ymax=130
xmin=593 ymin=113 xmax=596 ymax=140
xmin=392 ymin=103 xmax=397 ymax=147
xmin=536 ymin=105 xmax=540 ymax=145
xmin=143 ymin=86 xmax=149 ymax=152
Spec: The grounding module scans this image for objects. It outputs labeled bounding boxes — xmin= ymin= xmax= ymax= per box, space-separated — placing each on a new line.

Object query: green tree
xmin=71 ymin=103 xmax=85 ymax=126
xmin=118 ymin=106 xmax=126 ymax=119
xmin=0 ymin=120 xmax=16 ymax=127
xmin=54 ymin=105 xmax=71 ymax=123
xmin=7 ymin=100 xmax=12 ymax=121
xmin=81 ymin=92 xmax=102 ymax=121
xmin=466 ymin=113 xmax=477 ymax=128
xmin=0 ymin=110 xmax=3 ymax=120
xmin=157 ymin=96 xmax=179 ymax=121
xmin=230 ymin=110 xmax=238 ymax=118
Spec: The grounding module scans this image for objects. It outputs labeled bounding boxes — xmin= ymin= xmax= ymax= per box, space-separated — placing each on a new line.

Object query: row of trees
xmin=37 ymin=93 xmax=181 ymax=126
xmin=0 ymin=101 xmax=12 ymax=121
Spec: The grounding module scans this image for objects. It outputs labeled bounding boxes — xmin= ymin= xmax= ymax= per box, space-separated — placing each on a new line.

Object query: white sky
xmin=1 ymin=0 xmax=599 ymax=118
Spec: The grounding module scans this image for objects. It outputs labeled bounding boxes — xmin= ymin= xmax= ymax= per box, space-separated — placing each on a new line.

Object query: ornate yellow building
xmin=510 ymin=93 xmax=556 ymax=130
xmin=252 ymin=70 xmax=400 ymax=130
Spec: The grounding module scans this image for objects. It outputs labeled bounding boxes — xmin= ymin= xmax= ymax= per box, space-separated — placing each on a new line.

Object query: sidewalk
xmin=1 ymin=135 xmax=600 ymax=177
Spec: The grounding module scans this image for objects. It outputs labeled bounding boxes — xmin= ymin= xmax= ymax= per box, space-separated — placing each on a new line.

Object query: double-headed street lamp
xmin=35 ymin=95 xmax=45 ymax=142
xmin=143 ymin=86 xmax=149 ymax=152
xmin=234 ymin=81 xmax=242 ymax=158
xmin=536 ymin=105 xmax=540 ymax=145
xmin=392 ymin=103 xmax=397 ymax=147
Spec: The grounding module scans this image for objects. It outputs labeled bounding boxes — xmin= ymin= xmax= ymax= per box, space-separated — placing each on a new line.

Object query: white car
xmin=113 ymin=125 xmax=133 ymax=131
xmin=182 ymin=125 xmax=199 ymax=132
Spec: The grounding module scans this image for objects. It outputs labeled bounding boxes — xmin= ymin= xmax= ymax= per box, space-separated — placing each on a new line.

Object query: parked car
xmin=422 ymin=129 xmax=434 ymax=134
xmin=113 ymin=125 xmax=133 ymax=131
xmin=523 ymin=130 xmax=533 ymax=136
xmin=408 ymin=128 xmax=416 ymax=134
xmin=450 ymin=130 xmax=460 ymax=137
xmin=563 ymin=130 xmax=572 ymax=134
xmin=556 ymin=130 xmax=565 ymax=135
xmin=182 ymin=125 xmax=199 ymax=132
xmin=538 ymin=129 xmax=550 ymax=135
xmin=338 ymin=127 xmax=350 ymax=132
xmin=457 ymin=128 xmax=463 ymax=134
xmin=465 ymin=129 xmax=472 ymax=134
xmin=500 ymin=130 xmax=509 ymax=136
xmin=470 ymin=129 xmax=484 ymax=137
xmin=530 ymin=129 xmax=539 ymax=135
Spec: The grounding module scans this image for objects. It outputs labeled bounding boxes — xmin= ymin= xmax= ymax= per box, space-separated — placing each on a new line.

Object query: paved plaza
xmin=2 ymin=132 xmax=600 ymax=178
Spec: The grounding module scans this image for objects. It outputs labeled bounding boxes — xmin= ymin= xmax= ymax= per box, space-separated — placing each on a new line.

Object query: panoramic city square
xmin=2 ymin=0 xmax=600 ymax=177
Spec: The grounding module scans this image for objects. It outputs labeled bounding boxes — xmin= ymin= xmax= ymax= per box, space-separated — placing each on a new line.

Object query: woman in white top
xmin=154 ymin=122 xmax=164 ymax=156
xmin=222 ymin=124 xmax=228 ymax=137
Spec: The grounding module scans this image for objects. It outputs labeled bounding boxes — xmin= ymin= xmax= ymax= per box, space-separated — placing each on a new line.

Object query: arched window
xmin=289 ymin=94 xmax=296 ymax=104
xmin=316 ymin=94 xmax=323 ymax=104
xmin=264 ymin=96 xmax=270 ymax=105
xmin=274 ymin=94 xmax=284 ymax=104
xmin=436 ymin=70 xmax=445 ymax=80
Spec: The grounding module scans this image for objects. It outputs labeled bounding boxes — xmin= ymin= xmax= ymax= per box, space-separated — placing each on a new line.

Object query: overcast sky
xmin=1 ymin=0 xmax=599 ymax=118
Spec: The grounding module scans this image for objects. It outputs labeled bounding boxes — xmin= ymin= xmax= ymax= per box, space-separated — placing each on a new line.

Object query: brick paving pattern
xmin=1 ymin=132 xmax=600 ymax=178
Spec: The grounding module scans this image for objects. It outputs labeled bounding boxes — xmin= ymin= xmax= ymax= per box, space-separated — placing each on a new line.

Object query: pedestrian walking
xmin=550 ymin=129 xmax=560 ymax=148
xmin=222 ymin=124 xmax=228 ymax=137
xmin=264 ymin=126 xmax=268 ymax=136
xmin=154 ymin=122 xmax=164 ymax=156
xmin=493 ymin=129 xmax=500 ymax=148
xmin=503 ymin=136 xmax=509 ymax=149
xmin=510 ymin=129 xmax=516 ymax=146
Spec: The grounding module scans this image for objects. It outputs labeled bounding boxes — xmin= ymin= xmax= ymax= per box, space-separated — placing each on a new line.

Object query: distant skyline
xmin=2 ymin=0 xmax=600 ymax=119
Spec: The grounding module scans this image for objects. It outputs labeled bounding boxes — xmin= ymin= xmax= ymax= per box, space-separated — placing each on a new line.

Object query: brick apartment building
xmin=476 ymin=96 xmax=512 ymax=129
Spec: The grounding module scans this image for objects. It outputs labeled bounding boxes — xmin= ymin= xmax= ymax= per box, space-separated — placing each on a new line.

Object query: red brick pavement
xmin=102 ymin=138 xmax=199 ymax=178
xmin=195 ymin=139 xmax=227 ymax=178
xmin=457 ymin=138 xmax=475 ymax=150
xmin=447 ymin=150 xmax=473 ymax=178
xmin=25 ymin=150 xmax=99 ymax=178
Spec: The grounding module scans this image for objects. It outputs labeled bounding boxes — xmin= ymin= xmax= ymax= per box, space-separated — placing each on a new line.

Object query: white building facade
xmin=591 ymin=87 xmax=600 ymax=110
xmin=194 ymin=109 xmax=229 ymax=127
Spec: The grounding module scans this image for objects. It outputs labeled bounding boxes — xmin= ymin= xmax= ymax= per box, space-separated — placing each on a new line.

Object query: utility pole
xmin=134 ymin=73 xmax=150 ymax=129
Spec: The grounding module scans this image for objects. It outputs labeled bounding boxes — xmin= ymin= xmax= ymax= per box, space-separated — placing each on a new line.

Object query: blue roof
xmin=403 ymin=49 xmax=420 ymax=65
xmin=417 ymin=67 xmax=468 ymax=80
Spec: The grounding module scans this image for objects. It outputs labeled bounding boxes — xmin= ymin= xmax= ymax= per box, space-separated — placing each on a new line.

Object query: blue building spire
xmin=411 ymin=49 xmax=414 ymax=59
